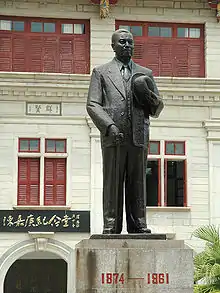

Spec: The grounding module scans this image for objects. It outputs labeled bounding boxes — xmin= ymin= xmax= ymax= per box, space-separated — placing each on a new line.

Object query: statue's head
xmin=111 ymin=29 xmax=134 ymax=63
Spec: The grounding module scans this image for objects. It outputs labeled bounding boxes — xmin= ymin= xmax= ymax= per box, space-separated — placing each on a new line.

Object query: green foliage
xmin=193 ymin=225 xmax=220 ymax=293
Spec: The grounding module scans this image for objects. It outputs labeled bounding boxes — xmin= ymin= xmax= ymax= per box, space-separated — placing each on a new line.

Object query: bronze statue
xmin=87 ymin=29 xmax=164 ymax=234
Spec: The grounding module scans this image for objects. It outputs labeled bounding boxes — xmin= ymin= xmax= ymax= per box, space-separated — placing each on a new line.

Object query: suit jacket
xmin=86 ymin=58 xmax=163 ymax=148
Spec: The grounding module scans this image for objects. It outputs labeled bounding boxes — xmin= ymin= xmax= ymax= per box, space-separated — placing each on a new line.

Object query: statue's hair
xmin=111 ymin=29 xmax=132 ymax=44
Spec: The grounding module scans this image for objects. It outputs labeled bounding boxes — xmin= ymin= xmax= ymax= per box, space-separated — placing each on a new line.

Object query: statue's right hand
xmin=108 ymin=125 xmax=124 ymax=144
xmin=108 ymin=125 xmax=120 ymax=137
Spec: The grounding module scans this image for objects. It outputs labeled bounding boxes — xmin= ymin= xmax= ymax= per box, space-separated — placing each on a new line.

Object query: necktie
xmin=122 ymin=65 xmax=131 ymax=81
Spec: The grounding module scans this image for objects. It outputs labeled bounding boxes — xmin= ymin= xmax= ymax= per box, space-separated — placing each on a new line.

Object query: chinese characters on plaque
xmin=26 ymin=103 xmax=61 ymax=116
xmin=0 ymin=210 xmax=90 ymax=232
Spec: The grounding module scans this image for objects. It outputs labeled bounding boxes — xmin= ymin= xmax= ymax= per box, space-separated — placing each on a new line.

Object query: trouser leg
xmin=125 ymin=145 xmax=150 ymax=233
xmin=102 ymin=146 xmax=126 ymax=234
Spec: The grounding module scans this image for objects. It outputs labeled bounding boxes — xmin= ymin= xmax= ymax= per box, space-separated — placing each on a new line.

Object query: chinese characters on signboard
xmin=26 ymin=103 xmax=61 ymax=116
xmin=0 ymin=210 xmax=90 ymax=232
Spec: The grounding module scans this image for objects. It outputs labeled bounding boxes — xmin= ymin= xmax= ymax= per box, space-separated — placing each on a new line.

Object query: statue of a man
xmin=87 ymin=29 xmax=164 ymax=234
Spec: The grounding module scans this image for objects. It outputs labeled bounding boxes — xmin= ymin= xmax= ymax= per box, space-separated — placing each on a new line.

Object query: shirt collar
xmin=114 ymin=57 xmax=132 ymax=71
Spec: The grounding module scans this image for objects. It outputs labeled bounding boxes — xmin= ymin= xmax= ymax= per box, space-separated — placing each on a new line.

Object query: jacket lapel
xmin=108 ymin=59 xmax=126 ymax=98
xmin=131 ymin=60 xmax=137 ymax=74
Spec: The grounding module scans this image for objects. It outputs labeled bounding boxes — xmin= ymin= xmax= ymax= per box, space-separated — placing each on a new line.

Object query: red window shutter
xmin=73 ymin=35 xmax=90 ymax=74
xmin=12 ymin=35 xmax=27 ymax=72
xmin=29 ymin=36 xmax=59 ymax=73
xmin=145 ymin=39 xmax=161 ymax=76
xmin=145 ymin=38 xmax=204 ymax=77
xmin=42 ymin=36 xmax=58 ymax=72
xmin=59 ymin=37 xmax=74 ymax=73
xmin=44 ymin=158 xmax=66 ymax=206
xmin=159 ymin=40 xmax=173 ymax=77
xmin=18 ymin=158 xmax=40 ymax=205
xmin=28 ymin=36 xmax=43 ymax=72
xmin=133 ymin=38 xmax=147 ymax=67
xmin=188 ymin=42 xmax=204 ymax=77
xmin=59 ymin=35 xmax=89 ymax=74
xmin=133 ymin=38 xmax=173 ymax=77
xmin=145 ymin=39 xmax=174 ymax=77
xmin=0 ymin=35 xmax=12 ymax=71
xmin=174 ymin=39 xmax=204 ymax=77
xmin=173 ymin=40 xmax=189 ymax=77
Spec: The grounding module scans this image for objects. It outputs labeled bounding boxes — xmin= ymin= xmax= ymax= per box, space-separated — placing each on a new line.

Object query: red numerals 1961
xmin=101 ymin=273 xmax=125 ymax=285
xmin=147 ymin=273 xmax=169 ymax=284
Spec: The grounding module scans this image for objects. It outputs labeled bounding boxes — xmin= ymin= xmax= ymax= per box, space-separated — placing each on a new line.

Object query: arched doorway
xmin=4 ymin=252 xmax=67 ymax=293
xmin=0 ymin=238 xmax=75 ymax=293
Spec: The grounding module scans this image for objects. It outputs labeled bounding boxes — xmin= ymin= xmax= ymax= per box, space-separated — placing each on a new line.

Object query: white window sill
xmin=13 ymin=205 xmax=71 ymax=210
xmin=146 ymin=206 xmax=191 ymax=212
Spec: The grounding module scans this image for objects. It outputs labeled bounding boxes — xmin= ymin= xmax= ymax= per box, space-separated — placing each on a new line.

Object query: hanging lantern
xmin=207 ymin=0 xmax=220 ymax=22
xmin=100 ymin=0 xmax=110 ymax=18
xmin=90 ymin=0 xmax=118 ymax=4
xmin=90 ymin=0 xmax=118 ymax=18
xmin=207 ymin=0 xmax=218 ymax=8
xmin=217 ymin=2 xmax=220 ymax=21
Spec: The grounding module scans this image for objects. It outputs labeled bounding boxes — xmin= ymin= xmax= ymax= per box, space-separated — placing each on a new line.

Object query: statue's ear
xmin=111 ymin=43 xmax=115 ymax=51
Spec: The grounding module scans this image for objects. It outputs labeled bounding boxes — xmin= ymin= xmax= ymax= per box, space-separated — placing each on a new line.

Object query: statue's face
xmin=112 ymin=32 xmax=134 ymax=59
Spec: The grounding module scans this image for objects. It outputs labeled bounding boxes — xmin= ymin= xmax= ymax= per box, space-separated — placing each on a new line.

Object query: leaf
xmin=192 ymin=225 xmax=220 ymax=245
xmin=193 ymin=225 xmax=220 ymax=292
xmin=194 ymin=284 xmax=215 ymax=293
xmin=209 ymin=264 xmax=220 ymax=279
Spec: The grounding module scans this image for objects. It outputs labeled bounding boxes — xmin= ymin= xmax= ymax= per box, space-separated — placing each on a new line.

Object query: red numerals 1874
xmin=147 ymin=273 xmax=169 ymax=284
xmin=101 ymin=273 xmax=125 ymax=285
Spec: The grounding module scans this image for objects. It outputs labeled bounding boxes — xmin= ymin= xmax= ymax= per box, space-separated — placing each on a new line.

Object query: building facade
xmin=0 ymin=0 xmax=220 ymax=292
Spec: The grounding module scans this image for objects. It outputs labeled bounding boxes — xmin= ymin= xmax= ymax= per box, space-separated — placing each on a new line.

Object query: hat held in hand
xmin=131 ymin=72 xmax=157 ymax=107
xmin=131 ymin=72 xmax=164 ymax=117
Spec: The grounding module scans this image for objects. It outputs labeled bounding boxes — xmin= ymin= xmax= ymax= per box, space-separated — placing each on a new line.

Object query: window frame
xmin=116 ymin=20 xmax=205 ymax=78
xmin=148 ymin=140 xmax=160 ymax=155
xmin=0 ymin=15 xmax=89 ymax=34
xmin=45 ymin=139 xmax=67 ymax=153
xmin=0 ymin=15 xmax=90 ymax=74
xmin=18 ymin=138 xmax=40 ymax=153
xmin=146 ymin=158 xmax=161 ymax=206
xmin=16 ymin=137 xmax=69 ymax=209
xmin=147 ymin=140 xmax=187 ymax=208
xmin=165 ymin=141 xmax=186 ymax=156
xmin=164 ymin=158 xmax=187 ymax=207
xmin=116 ymin=21 xmax=204 ymax=39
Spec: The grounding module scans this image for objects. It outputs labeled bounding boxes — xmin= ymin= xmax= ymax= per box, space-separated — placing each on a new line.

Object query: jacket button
xmin=121 ymin=112 xmax=124 ymax=116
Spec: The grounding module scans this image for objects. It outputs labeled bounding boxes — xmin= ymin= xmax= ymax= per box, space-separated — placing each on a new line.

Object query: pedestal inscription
xmin=75 ymin=238 xmax=194 ymax=293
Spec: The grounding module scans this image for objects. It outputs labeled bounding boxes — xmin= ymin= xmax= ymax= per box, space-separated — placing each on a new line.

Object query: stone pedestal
xmin=75 ymin=235 xmax=194 ymax=293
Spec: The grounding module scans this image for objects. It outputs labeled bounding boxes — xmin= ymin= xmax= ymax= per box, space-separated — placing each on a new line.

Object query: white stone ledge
xmin=147 ymin=206 xmax=191 ymax=212
xmin=13 ymin=205 xmax=71 ymax=210
xmin=0 ymin=72 xmax=89 ymax=90
xmin=203 ymin=120 xmax=220 ymax=130
xmin=0 ymin=116 xmax=87 ymax=125
xmin=0 ymin=72 xmax=219 ymax=88
xmin=0 ymin=73 xmax=220 ymax=104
